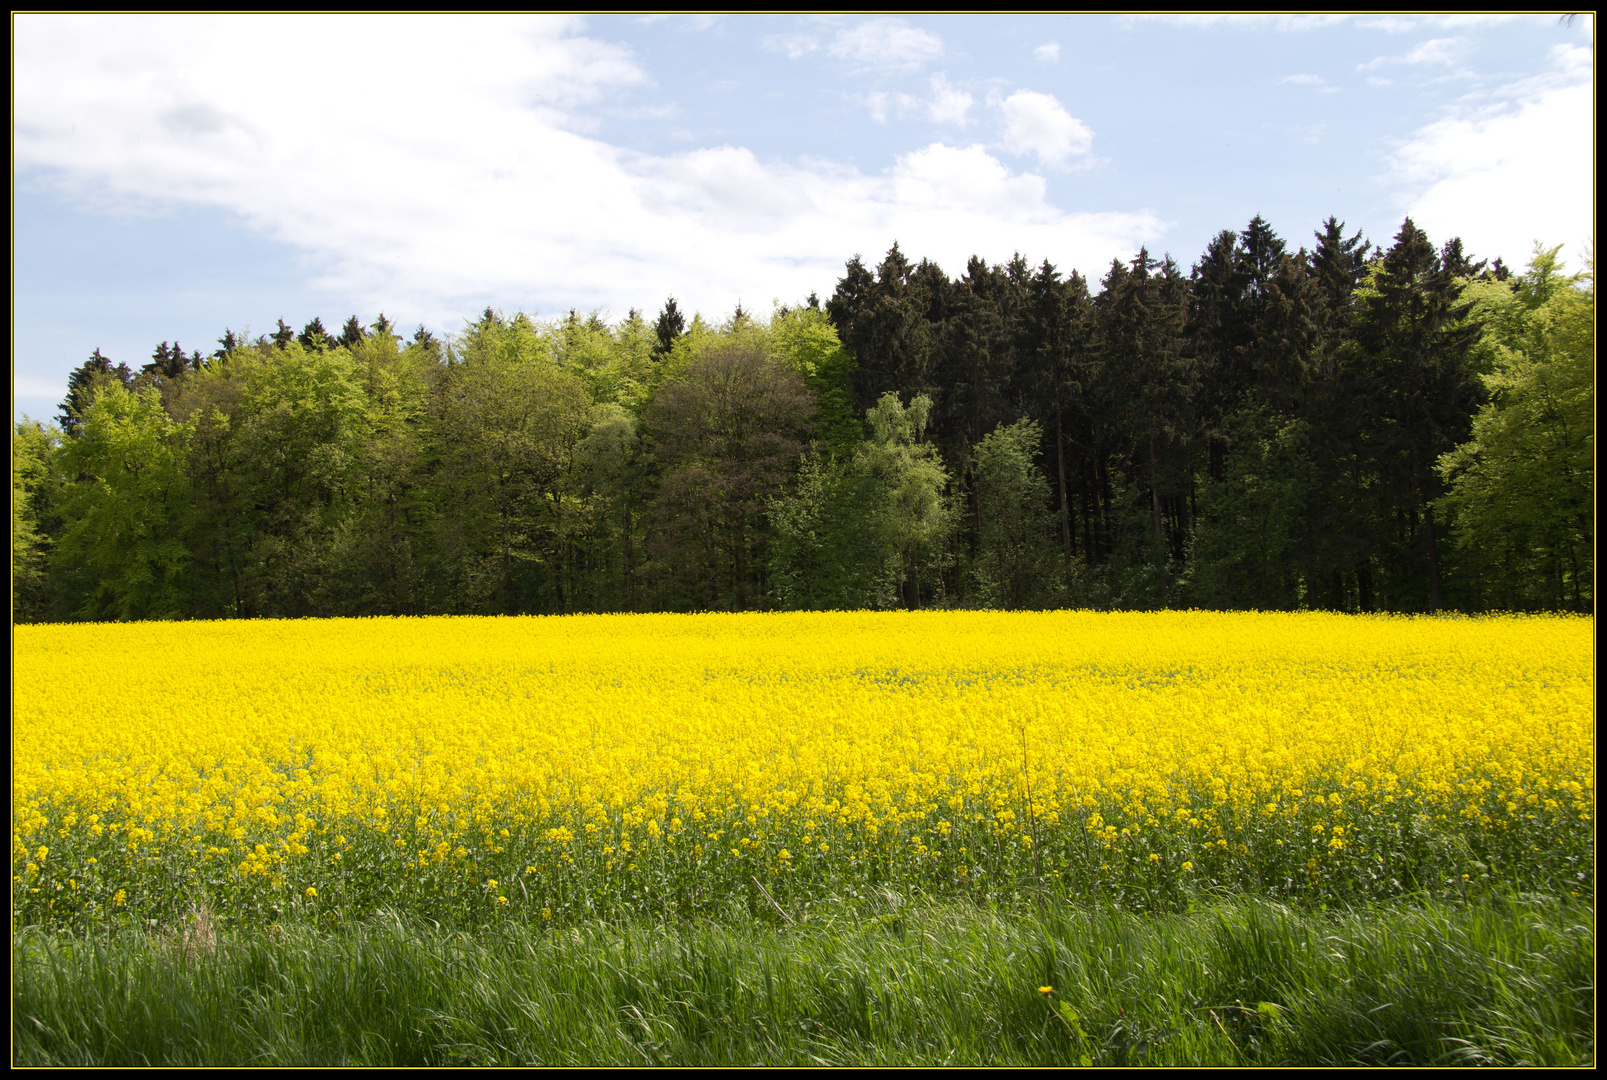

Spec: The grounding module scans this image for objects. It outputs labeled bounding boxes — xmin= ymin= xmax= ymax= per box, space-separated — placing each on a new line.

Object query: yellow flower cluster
xmin=12 ymin=612 xmax=1593 ymax=925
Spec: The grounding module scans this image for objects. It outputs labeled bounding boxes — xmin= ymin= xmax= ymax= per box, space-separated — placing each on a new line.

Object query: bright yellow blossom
xmin=11 ymin=611 xmax=1591 ymax=925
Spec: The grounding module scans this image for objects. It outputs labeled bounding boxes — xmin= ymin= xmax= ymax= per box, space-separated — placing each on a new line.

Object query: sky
xmin=11 ymin=13 xmax=1595 ymax=422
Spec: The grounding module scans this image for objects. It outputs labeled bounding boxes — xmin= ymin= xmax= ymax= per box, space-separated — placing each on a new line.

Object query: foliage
xmin=12 ymin=418 xmax=60 ymax=618
xmin=20 ymin=217 xmax=1595 ymax=621
xmin=52 ymin=383 xmax=195 ymax=620
xmin=646 ymin=343 xmax=813 ymax=609
xmin=972 ymin=418 xmax=1060 ymax=608
xmin=1436 ymin=246 xmax=1594 ymax=610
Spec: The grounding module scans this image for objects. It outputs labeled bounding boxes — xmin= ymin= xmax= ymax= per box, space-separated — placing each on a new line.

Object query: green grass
xmin=13 ymin=893 xmax=1593 ymax=1067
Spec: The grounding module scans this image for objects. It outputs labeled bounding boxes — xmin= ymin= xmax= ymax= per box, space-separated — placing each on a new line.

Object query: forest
xmin=10 ymin=215 xmax=1594 ymax=621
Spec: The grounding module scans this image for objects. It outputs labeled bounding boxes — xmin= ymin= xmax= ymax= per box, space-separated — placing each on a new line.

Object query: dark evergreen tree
xmin=298 ymin=318 xmax=330 ymax=350
xmin=830 ymin=244 xmax=947 ymax=415
xmin=338 ymin=315 xmax=367 ymax=348
xmin=272 ymin=319 xmax=295 ymax=349
xmin=652 ymin=298 xmax=685 ymax=359
xmin=1345 ymin=219 xmax=1485 ymax=610
xmin=1310 ymin=216 xmax=1370 ymax=332
xmin=58 ymin=349 xmax=132 ymax=435
xmin=142 ymin=341 xmax=196 ymax=381
xmin=1096 ymin=249 xmax=1195 ymax=561
xmin=213 ymin=330 xmax=241 ymax=361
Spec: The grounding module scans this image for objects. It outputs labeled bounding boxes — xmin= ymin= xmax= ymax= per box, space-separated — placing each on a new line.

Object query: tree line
xmin=11 ymin=216 xmax=1594 ymax=621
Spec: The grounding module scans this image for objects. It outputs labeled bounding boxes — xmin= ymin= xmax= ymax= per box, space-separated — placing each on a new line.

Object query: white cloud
xmin=1356 ymin=16 xmax=1419 ymax=33
xmin=1360 ymin=36 xmax=1467 ymax=71
xmin=924 ymin=74 xmax=973 ymax=125
xmin=1134 ymin=13 xmax=1536 ymax=33
xmin=827 ymin=17 xmax=943 ymax=71
xmin=855 ymin=74 xmax=972 ymax=126
xmin=1280 ymin=73 xmax=1339 ymax=94
xmin=1033 ymin=42 xmax=1060 ymax=63
xmin=14 ymin=15 xmax=1158 ymax=324
xmin=994 ymin=91 xmax=1094 ymax=168
xmin=1404 ymin=37 xmax=1465 ymax=65
xmin=1390 ymin=63 xmax=1593 ymax=265
xmin=763 ymin=32 xmax=818 ymax=59
xmin=863 ymin=90 xmax=891 ymax=124
xmin=1127 ymin=14 xmax=1351 ymax=32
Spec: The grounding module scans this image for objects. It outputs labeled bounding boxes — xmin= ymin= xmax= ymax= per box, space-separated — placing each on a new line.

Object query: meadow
xmin=12 ymin=611 xmax=1596 ymax=1065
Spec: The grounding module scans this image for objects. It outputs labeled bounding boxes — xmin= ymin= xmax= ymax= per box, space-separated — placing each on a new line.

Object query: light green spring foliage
xmin=972 ymin=417 xmax=1061 ymax=608
xmin=548 ymin=309 xmax=658 ymax=412
xmin=34 ymin=300 xmax=856 ymax=621
xmin=1437 ymin=245 xmax=1594 ymax=609
xmin=12 ymin=419 xmax=58 ymax=597
xmin=860 ymin=393 xmax=955 ymax=605
xmin=54 ymin=384 xmax=196 ymax=621
xmin=767 ymin=392 xmax=954 ymax=609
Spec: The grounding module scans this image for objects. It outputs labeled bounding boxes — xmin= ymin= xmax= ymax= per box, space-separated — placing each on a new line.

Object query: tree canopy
xmin=13 ymin=219 xmax=1593 ymax=622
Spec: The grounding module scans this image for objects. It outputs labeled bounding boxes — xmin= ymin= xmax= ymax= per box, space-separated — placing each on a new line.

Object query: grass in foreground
xmin=13 ymin=893 xmax=1593 ymax=1067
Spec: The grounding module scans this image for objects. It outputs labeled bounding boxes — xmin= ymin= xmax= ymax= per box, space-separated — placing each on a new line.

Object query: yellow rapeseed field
xmin=12 ymin=612 xmax=1593 ymax=926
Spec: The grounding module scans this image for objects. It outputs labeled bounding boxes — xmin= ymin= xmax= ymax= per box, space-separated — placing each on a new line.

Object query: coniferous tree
xmin=1345 ymin=219 xmax=1485 ymax=610
xmin=338 ymin=316 xmax=367 ymax=349
xmin=652 ymin=298 xmax=686 ymax=360
xmin=59 ymin=349 xmax=133 ymax=435
xmin=18 ymin=212 xmax=1592 ymax=623
xmin=298 ymin=318 xmax=331 ymax=350
xmin=213 ymin=330 xmax=241 ymax=361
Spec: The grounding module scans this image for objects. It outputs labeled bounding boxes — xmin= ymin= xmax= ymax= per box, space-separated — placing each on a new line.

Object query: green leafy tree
xmin=563 ymin=405 xmax=644 ymax=612
xmin=859 ymin=393 xmax=955 ymax=608
xmin=1437 ymin=245 xmax=1594 ymax=610
xmin=229 ymin=342 xmax=372 ymax=615
xmin=53 ymin=383 xmax=195 ymax=619
xmin=972 ymin=418 xmax=1058 ymax=608
xmin=769 ymin=305 xmax=861 ymax=453
xmin=326 ymin=328 xmax=439 ymax=615
xmin=647 ymin=342 xmax=813 ymax=610
xmin=768 ymin=451 xmax=887 ymax=610
xmin=12 ymin=418 xmax=61 ymax=619
xmin=434 ymin=317 xmax=594 ymax=613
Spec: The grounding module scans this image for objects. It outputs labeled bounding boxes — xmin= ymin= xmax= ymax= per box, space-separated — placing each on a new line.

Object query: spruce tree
xmin=651 ymin=298 xmax=685 ymax=359
xmin=58 ymin=349 xmax=132 ymax=435
xmin=213 ymin=330 xmax=241 ymax=361
xmin=298 ymin=318 xmax=330 ymax=350
xmin=338 ymin=316 xmax=367 ymax=348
